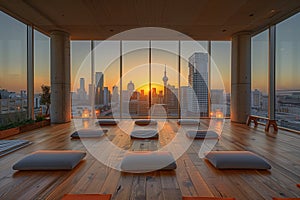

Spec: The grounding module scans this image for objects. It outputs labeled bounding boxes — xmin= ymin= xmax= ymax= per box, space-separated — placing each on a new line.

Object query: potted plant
xmin=40 ymin=85 xmax=51 ymax=117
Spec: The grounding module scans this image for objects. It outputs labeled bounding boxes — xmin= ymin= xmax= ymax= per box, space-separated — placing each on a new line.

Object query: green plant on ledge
xmin=40 ymin=84 xmax=51 ymax=116
xmin=35 ymin=115 xmax=46 ymax=122
xmin=0 ymin=119 xmax=35 ymax=131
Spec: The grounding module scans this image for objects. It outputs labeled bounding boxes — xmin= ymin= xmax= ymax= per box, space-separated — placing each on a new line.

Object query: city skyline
xmin=72 ymin=52 xmax=223 ymax=118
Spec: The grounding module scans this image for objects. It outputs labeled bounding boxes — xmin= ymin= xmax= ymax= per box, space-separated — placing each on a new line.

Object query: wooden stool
xmin=265 ymin=119 xmax=278 ymax=132
xmin=247 ymin=115 xmax=258 ymax=127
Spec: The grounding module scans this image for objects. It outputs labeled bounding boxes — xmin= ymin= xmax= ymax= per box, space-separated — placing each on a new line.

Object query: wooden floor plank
xmin=113 ymin=173 xmax=134 ymax=200
xmin=146 ymin=171 xmax=164 ymax=200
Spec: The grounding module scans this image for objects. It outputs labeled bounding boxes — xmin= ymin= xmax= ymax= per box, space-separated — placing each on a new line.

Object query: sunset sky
xmin=71 ymin=40 xmax=231 ymax=95
xmin=0 ymin=11 xmax=299 ymax=95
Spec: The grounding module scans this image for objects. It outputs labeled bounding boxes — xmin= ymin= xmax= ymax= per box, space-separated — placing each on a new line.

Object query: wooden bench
xmin=247 ymin=115 xmax=278 ymax=132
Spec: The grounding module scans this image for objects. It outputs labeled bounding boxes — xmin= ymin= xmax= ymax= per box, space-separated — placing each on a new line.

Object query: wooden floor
xmin=0 ymin=119 xmax=299 ymax=200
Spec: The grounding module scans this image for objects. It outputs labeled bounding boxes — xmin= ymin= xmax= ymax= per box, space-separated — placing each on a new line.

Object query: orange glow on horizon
xmin=136 ymin=83 xmax=164 ymax=95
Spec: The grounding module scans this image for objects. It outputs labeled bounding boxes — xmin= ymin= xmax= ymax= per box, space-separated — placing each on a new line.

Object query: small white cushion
xmin=120 ymin=151 xmax=177 ymax=172
xmin=205 ymin=151 xmax=271 ymax=169
xmin=186 ymin=130 xmax=219 ymax=139
xmin=130 ymin=129 xmax=158 ymax=139
xmin=177 ymin=119 xmax=200 ymax=125
xmin=13 ymin=150 xmax=86 ymax=170
xmin=135 ymin=119 xmax=157 ymax=126
xmin=70 ymin=128 xmax=107 ymax=138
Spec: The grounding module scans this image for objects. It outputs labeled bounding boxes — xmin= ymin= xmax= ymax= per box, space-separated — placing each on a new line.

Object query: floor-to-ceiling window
xmin=94 ymin=41 xmax=120 ymax=118
xmin=251 ymin=30 xmax=269 ymax=122
xmin=211 ymin=41 xmax=231 ymax=117
xmin=70 ymin=41 xmax=91 ymax=118
xmin=151 ymin=41 xmax=179 ymax=118
xmin=180 ymin=41 xmax=209 ymax=118
xmin=34 ymin=30 xmax=50 ymax=118
xmin=250 ymin=12 xmax=300 ymax=132
xmin=276 ymin=12 xmax=300 ymax=131
xmin=122 ymin=41 xmax=149 ymax=118
xmin=0 ymin=11 xmax=27 ymax=126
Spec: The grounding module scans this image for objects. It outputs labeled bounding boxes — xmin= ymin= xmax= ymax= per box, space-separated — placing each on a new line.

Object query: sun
xmin=135 ymin=83 xmax=164 ymax=95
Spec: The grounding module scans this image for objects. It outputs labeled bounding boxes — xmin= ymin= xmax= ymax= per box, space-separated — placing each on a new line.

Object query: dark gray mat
xmin=0 ymin=140 xmax=32 ymax=157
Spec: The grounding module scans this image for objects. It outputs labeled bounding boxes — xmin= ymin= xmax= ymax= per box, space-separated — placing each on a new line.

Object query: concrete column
xmin=231 ymin=32 xmax=251 ymax=123
xmin=50 ymin=31 xmax=71 ymax=123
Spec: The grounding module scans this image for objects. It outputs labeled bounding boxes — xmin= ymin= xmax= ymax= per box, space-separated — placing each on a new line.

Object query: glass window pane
xmin=122 ymin=41 xmax=149 ymax=118
xmin=251 ymin=30 xmax=269 ymax=123
xmin=211 ymin=41 xmax=231 ymax=118
xmin=71 ymin=41 xmax=91 ymax=118
xmin=276 ymin=12 xmax=300 ymax=131
xmin=151 ymin=41 xmax=179 ymax=118
xmin=94 ymin=40 xmax=120 ymax=118
xmin=34 ymin=30 xmax=50 ymax=117
xmin=180 ymin=41 xmax=208 ymax=118
xmin=0 ymin=11 xmax=27 ymax=126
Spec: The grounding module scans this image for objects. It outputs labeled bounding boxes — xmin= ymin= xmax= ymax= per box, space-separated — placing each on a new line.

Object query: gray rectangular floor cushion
xmin=70 ymin=128 xmax=108 ymax=138
xmin=205 ymin=151 xmax=271 ymax=169
xmin=13 ymin=150 xmax=86 ymax=170
xmin=120 ymin=151 xmax=177 ymax=172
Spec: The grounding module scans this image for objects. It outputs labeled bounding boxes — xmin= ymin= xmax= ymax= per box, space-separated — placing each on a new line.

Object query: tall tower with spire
xmin=162 ymin=65 xmax=168 ymax=104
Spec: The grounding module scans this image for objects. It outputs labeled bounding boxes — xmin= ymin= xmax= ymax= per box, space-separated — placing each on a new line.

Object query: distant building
xmin=251 ymin=89 xmax=261 ymax=108
xmin=34 ymin=94 xmax=40 ymax=108
xmin=77 ymin=78 xmax=87 ymax=101
xmin=211 ymin=89 xmax=226 ymax=116
xmin=103 ymin=87 xmax=109 ymax=106
xmin=20 ymin=90 xmax=27 ymax=99
xmin=158 ymin=90 xmax=164 ymax=104
xmin=95 ymin=72 xmax=104 ymax=105
xmin=111 ymin=85 xmax=120 ymax=114
xmin=127 ymin=81 xmax=135 ymax=93
xmin=88 ymin=83 xmax=94 ymax=104
xmin=161 ymin=66 xmax=179 ymax=116
xmin=211 ymin=89 xmax=225 ymax=105
xmin=112 ymin=85 xmax=119 ymax=103
xmin=188 ymin=52 xmax=209 ymax=116
xmin=180 ymin=86 xmax=192 ymax=115
xmin=138 ymin=99 xmax=149 ymax=116
xmin=166 ymin=85 xmax=178 ymax=115
xmin=0 ymin=89 xmax=10 ymax=99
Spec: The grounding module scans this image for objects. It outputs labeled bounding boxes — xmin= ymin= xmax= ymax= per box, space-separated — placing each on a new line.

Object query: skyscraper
xmin=95 ymin=72 xmax=104 ymax=105
xmin=88 ymin=83 xmax=94 ymax=104
xmin=127 ymin=80 xmax=135 ymax=98
xmin=80 ymin=78 xmax=85 ymax=90
xmin=166 ymin=84 xmax=178 ymax=115
xmin=103 ymin=87 xmax=109 ymax=106
xmin=162 ymin=65 xmax=168 ymax=104
xmin=111 ymin=85 xmax=120 ymax=115
xmin=77 ymin=78 xmax=87 ymax=101
xmin=252 ymin=89 xmax=261 ymax=109
xmin=188 ymin=52 xmax=209 ymax=116
xmin=112 ymin=85 xmax=119 ymax=103
xmin=180 ymin=86 xmax=192 ymax=115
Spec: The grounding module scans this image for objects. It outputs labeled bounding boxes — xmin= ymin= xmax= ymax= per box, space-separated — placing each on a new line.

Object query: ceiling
xmin=1 ymin=0 xmax=300 ymax=40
